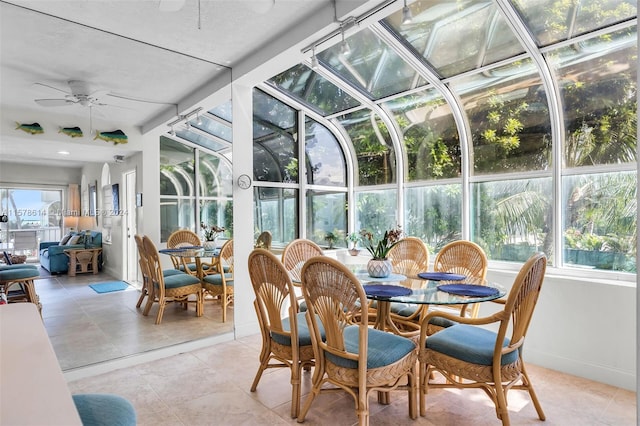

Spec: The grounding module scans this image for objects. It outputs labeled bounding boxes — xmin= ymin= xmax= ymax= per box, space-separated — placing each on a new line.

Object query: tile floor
xmin=35 ymin=267 xmax=233 ymax=371
xmin=32 ymin=265 xmax=637 ymax=425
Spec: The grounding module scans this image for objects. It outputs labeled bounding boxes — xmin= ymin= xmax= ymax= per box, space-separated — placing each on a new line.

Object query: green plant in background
xmin=346 ymin=232 xmax=360 ymax=249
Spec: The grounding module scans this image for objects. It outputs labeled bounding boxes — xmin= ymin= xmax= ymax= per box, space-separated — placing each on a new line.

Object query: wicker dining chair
xmin=166 ymin=229 xmax=202 ymax=274
xmin=254 ymin=230 xmax=272 ymax=250
xmin=428 ymin=239 xmax=489 ymax=334
xmin=281 ymin=238 xmax=323 ymax=283
xmin=201 ymin=238 xmax=234 ymax=322
xmin=248 ymin=249 xmax=316 ymax=418
xmin=142 ymin=236 xmax=203 ymax=324
xmin=418 ymin=252 xmax=547 ymax=425
xmin=298 ymin=256 xmax=418 ymax=426
xmin=386 ymin=237 xmax=430 ymax=331
xmin=134 ymin=234 xmax=184 ymax=309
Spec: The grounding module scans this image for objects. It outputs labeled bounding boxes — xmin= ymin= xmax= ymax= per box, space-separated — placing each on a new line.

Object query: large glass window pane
xmin=191 ymin=114 xmax=232 ymax=143
xmin=268 ymin=64 xmax=361 ymax=115
xmin=306 ymin=190 xmax=347 ymax=248
xmin=547 ymin=28 xmax=637 ymax=167
xmin=355 ymin=189 xmax=398 ymax=235
xmin=471 ymin=177 xmax=552 ymax=262
xmin=253 ymin=89 xmax=298 ymax=183
xmin=305 ymin=118 xmax=346 ymax=186
xmin=563 ymin=171 xmax=636 ymax=272
xmin=335 ymin=109 xmax=397 ymax=186
xmin=176 ymin=128 xmax=229 ymax=153
xmin=510 ymin=0 xmax=636 ymax=47
xmin=384 ymin=88 xmax=460 ymax=180
xmin=198 ymin=153 xmax=232 ymax=198
xmin=198 ymin=152 xmax=233 ymax=237
xmin=254 ymin=187 xmax=298 ymax=247
xmin=160 ymin=198 xmax=195 ymax=242
xmin=160 ymin=137 xmax=196 ymax=241
xmin=405 ymin=184 xmax=462 ymax=252
xmin=0 ymin=188 xmax=63 ymax=254
xmin=384 ymin=0 xmax=524 ymax=78
xmin=450 ymin=58 xmax=552 ymax=174
xmin=319 ymin=27 xmax=426 ymax=99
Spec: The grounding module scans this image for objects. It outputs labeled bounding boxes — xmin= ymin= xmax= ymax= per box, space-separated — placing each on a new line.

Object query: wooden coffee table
xmin=64 ymin=248 xmax=102 ymax=277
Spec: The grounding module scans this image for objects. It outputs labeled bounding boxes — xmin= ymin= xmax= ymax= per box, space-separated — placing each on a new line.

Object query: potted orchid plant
xmin=359 ymin=226 xmax=403 ymax=277
xmin=201 ymin=222 xmax=225 ymax=250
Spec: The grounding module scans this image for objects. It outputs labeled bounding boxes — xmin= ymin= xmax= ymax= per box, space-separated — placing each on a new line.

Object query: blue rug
xmin=89 ymin=281 xmax=129 ymax=294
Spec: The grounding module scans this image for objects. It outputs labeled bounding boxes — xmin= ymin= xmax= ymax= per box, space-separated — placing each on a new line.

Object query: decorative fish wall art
xmin=94 ymin=129 xmax=128 ymax=145
xmin=15 ymin=122 xmax=44 ymax=135
xmin=59 ymin=126 xmax=83 ymax=138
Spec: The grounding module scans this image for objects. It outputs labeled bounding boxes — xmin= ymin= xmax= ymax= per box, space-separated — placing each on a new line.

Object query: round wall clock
xmin=237 ymin=174 xmax=252 ymax=189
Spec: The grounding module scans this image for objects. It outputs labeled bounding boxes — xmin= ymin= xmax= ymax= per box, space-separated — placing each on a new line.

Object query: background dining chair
xmin=428 ymin=239 xmax=489 ymax=334
xmin=202 ymin=238 xmax=234 ymax=322
xmin=386 ymin=237 xmax=430 ymax=331
xmin=418 ymin=252 xmax=547 ymax=425
xmin=254 ymin=230 xmax=272 ymax=250
xmin=166 ymin=229 xmax=202 ymax=274
xmin=281 ymin=238 xmax=323 ymax=283
xmin=142 ymin=236 xmax=203 ymax=324
xmin=298 ymin=256 xmax=418 ymax=426
xmin=248 ymin=248 xmax=315 ymax=418
xmin=134 ymin=234 xmax=184 ymax=309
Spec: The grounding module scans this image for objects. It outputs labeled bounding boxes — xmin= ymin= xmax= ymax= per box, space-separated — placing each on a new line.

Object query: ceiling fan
xmin=33 ymin=80 xmax=119 ymax=109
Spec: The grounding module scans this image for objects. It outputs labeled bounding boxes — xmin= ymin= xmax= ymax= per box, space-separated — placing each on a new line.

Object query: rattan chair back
xmin=281 ymin=239 xmax=323 ymax=282
xmin=202 ymin=238 xmax=234 ymax=322
xmin=432 ymin=240 xmax=489 ymax=321
xmin=248 ymin=248 xmax=314 ymax=418
xmin=142 ymin=235 xmax=202 ymax=324
xmin=418 ymin=252 xmax=547 ymax=425
xmin=299 ymin=256 xmax=418 ymax=425
xmin=134 ymin=234 xmax=151 ymax=309
xmin=388 ymin=237 xmax=429 ymax=277
xmin=167 ymin=229 xmax=201 ymax=271
xmin=255 ymin=231 xmax=272 ymax=250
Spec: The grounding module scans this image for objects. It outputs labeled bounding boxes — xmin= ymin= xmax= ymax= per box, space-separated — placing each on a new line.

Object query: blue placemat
xmin=418 ymin=272 xmax=466 ymax=281
xmin=364 ymin=284 xmax=412 ymax=298
xmin=159 ymin=248 xmax=185 ymax=253
xmin=437 ymin=284 xmax=499 ymax=297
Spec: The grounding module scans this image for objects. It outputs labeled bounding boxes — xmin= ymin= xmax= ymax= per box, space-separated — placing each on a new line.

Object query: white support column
xmin=231 ymin=81 xmax=260 ymax=338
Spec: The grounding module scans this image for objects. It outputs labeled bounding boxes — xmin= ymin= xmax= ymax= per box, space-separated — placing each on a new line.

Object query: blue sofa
xmin=39 ymin=231 xmax=102 ymax=274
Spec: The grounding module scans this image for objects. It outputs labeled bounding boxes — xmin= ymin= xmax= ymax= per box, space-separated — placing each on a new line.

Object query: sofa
xmin=39 ymin=231 xmax=102 ymax=274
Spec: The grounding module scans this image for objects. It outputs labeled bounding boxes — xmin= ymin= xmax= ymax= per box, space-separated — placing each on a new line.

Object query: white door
xmin=124 ymin=170 xmax=139 ymax=284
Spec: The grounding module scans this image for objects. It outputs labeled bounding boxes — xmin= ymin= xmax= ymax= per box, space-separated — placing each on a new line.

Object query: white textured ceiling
xmin=0 ymin=0 xmax=334 ymax=167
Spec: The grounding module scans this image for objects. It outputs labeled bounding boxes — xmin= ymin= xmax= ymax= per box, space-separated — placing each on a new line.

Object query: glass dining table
xmin=158 ymin=246 xmax=220 ymax=280
xmin=347 ymin=266 xmax=507 ymax=335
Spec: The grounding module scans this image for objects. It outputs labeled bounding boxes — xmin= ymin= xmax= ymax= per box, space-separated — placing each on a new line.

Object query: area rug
xmin=89 ymin=281 xmax=129 ymax=294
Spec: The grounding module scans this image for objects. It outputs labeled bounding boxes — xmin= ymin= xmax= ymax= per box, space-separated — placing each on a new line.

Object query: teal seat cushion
xmin=163 ymin=268 xmax=185 ymax=277
xmin=425 ymin=324 xmax=518 ymax=366
xmin=0 ymin=264 xmax=38 ymax=271
xmin=428 ymin=315 xmax=458 ymax=328
xmin=271 ymin=312 xmax=315 ymax=347
xmin=390 ymin=302 xmax=420 ymax=318
xmin=72 ymin=394 xmax=136 ymax=426
xmin=0 ymin=268 xmax=40 ymax=281
xmin=156 ymin=273 xmax=200 ymax=289
xmin=326 ymin=325 xmax=415 ymax=369
xmin=202 ymin=273 xmax=233 ymax=286
xmin=178 ymin=263 xmax=199 ymax=272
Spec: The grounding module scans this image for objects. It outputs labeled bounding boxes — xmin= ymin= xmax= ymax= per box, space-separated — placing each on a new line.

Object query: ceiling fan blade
xmin=35 ymin=98 xmax=76 ymax=107
xmin=32 ymin=82 xmax=71 ymax=95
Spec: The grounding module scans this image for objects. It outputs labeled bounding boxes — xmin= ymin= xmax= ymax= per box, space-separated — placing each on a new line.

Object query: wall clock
xmin=237 ymin=174 xmax=252 ymax=189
